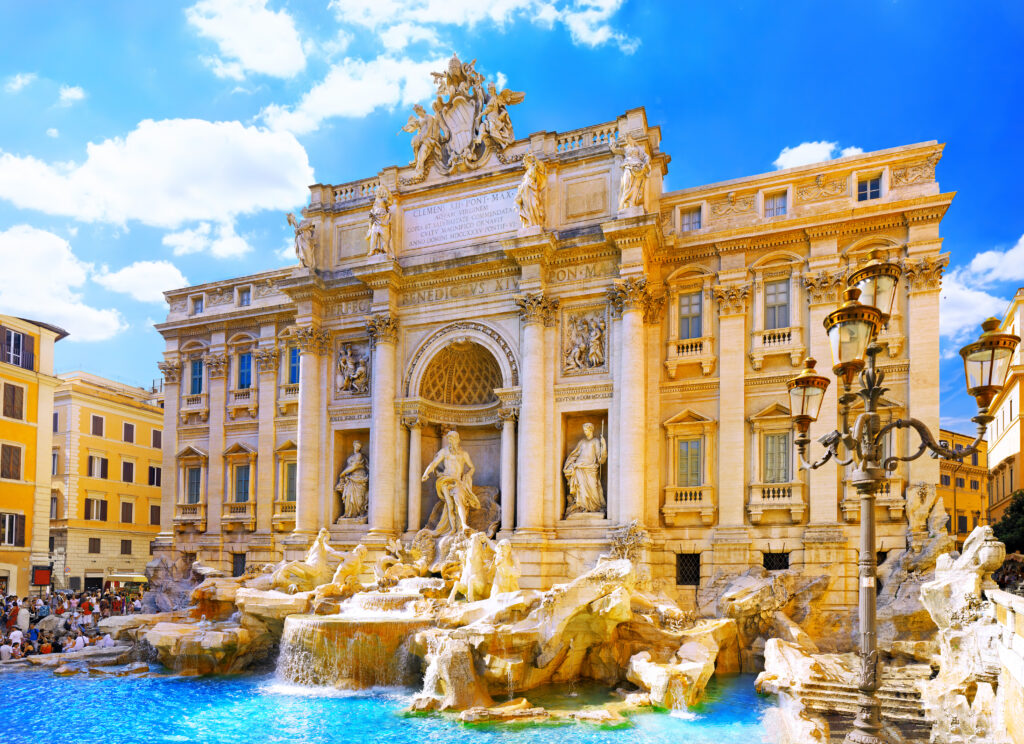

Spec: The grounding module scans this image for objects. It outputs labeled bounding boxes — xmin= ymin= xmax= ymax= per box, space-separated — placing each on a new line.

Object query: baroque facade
xmin=155 ymin=58 xmax=950 ymax=612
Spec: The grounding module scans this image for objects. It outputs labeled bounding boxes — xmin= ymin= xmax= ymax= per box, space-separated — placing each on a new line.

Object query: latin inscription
xmin=549 ymin=260 xmax=616 ymax=284
xmin=399 ymin=277 xmax=519 ymax=307
xmin=404 ymin=188 xmax=519 ymax=251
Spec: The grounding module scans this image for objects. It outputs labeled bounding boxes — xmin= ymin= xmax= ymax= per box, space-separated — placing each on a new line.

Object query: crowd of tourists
xmin=0 ymin=589 xmax=144 ymax=661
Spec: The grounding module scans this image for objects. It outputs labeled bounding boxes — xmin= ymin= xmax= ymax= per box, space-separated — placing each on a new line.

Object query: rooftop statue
xmin=400 ymin=54 xmax=524 ymax=184
xmin=514 ymin=152 xmax=546 ymax=229
xmin=365 ymin=185 xmax=395 ymax=258
xmin=610 ymin=133 xmax=651 ymax=211
xmin=286 ymin=212 xmax=317 ymax=270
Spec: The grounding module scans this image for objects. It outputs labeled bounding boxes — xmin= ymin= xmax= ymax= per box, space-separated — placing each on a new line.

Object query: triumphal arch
xmin=155 ymin=55 xmax=952 ymax=613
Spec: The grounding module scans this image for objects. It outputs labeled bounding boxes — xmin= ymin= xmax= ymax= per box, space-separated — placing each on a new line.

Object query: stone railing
xmin=179 ymin=392 xmax=209 ymax=423
xmin=749 ymin=326 xmax=805 ymax=370
xmin=228 ymin=388 xmax=258 ymax=420
xmin=665 ymin=336 xmax=716 ymax=378
xmin=661 ymin=485 xmax=716 ymax=526
xmin=747 ymin=482 xmax=806 ymax=523
xmin=333 ymin=178 xmax=380 ymax=204
xmin=555 ymin=124 xmax=619 ymax=154
xmin=277 ymin=383 xmax=300 ymax=415
xmin=272 ymin=499 xmax=297 ymax=531
xmin=840 ymin=477 xmax=906 ymax=522
xmin=222 ymin=501 xmax=255 ymax=530
xmin=173 ymin=503 xmax=206 ymax=530
xmin=986 ymin=588 xmax=1024 ymax=744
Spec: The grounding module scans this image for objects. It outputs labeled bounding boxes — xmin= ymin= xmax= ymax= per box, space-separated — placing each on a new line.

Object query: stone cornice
xmin=352 ymin=257 xmax=405 ymax=293
xmin=502 ymin=230 xmax=557 ymax=267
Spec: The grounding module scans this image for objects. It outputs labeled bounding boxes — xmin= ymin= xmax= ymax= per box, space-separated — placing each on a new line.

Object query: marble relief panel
xmin=334 ymin=340 xmax=371 ymax=397
xmin=561 ymin=304 xmax=609 ymax=376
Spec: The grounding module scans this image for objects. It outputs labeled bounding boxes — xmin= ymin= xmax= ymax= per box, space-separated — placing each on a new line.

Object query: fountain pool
xmin=0 ymin=669 xmax=775 ymax=744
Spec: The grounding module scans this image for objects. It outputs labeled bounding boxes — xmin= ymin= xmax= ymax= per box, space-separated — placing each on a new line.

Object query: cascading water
xmin=276 ymin=593 xmax=430 ymax=689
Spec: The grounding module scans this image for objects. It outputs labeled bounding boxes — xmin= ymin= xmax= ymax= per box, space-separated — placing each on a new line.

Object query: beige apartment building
xmin=51 ymin=372 xmax=164 ymax=591
xmin=988 ymin=288 xmax=1023 ymax=524
xmin=154 ymin=59 xmax=950 ymax=614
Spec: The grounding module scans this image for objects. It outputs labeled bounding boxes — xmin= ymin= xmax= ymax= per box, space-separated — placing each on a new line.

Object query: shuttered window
xmin=0 ymin=444 xmax=21 ymax=480
xmin=122 ymin=461 xmax=134 ymax=483
xmin=120 ymin=502 xmax=133 ymax=524
xmin=120 ymin=539 xmax=132 ymax=556
xmin=234 ymin=464 xmax=250 ymax=503
xmin=288 ymin=347 xmax=300 ymax=384
xmin=2 ymin=329 xmax=34 ymax=370
xmin=237 ymin=352 xmax=253 ymax=390
xmin=2 ymin=383 xmax=24 ymax=420
xmin=91 ymin=415 xmax=104 ymax=437
xmin=123 ymin=422 xmax=135 ymax=443
xmin=84 ymin=498 xmax=108 ymax=521
xmin=186 ymin=467 xmax=202 ymax=503
xmin=190 ymin=360 xmax=203 ymax=395
xmin=0 ymin=513 xmax=25 ymax=546
xmin=88 ymin=538 xmax=101 ymax=554
xmin=763 ymin=433 xmax=791 ymax=483
xmin=88 ymin=455 xmax=109 ymax=479
xmin=676 ymin=438 xmax=702 ymax=487
xmin=148 ymin=466 xmax=162 ymax=486
xmin=152 ymin=429 xmax=162 ymax=449
xmin=150 ymin=504 xmax=161 ymax=526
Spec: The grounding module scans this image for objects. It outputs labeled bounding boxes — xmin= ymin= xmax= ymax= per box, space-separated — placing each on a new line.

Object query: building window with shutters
xmin=957 ymin=513 xmax=968 ymax=534
xmin=956 ymin=477 xmax=965 ymax=488
xmin=88 ymin=455 xmax=109 ymax=479
xmin=152 ymin=429 xmax=162 ymax=449
xmin=234 ymin=464 xmax=250 ymax=503
xmin=148 ymin=466 xmax=162 ymax=486
xmin=88 ymin=538 xmax=101 ymax=554
xmin=53 ymin=412 xmax=58 ymax=432
xmin=51 ymin=451 xmax=59 ymax=475
xmin=150 ymin=504 xmax=161 ymax=525
xmin=764 ymin=280 xmax=790 ymax=331
xmin=971 ymin=479 xmax=979 ymax=490
xmin=84 ymin=498 xmax=108 ymax=521
xmin=237 ymin=352 xmax=253 ymax=390
xmin=50 ymin=496 xmax=58 ymax=519
xmin=190 ymin=360 xmax=203 ymax=395
xmin=678 ymin=292 xmax=702 ymax=341
xmin=0 ymin=443 xmax=22 ymax=481
xmin=940 ymin=474 xmax=951 ymax=486
xmin=91 ymin=415 xmax=104 ymax=437
xmin=123 ymin=422 xmax=135 ymax=443
xmin=120 ymin=539 xmax=132 ymax=556
xmin=2 ymin=383 xmax=24 ymax=420
xmin=120 ymin=501 xmax=133 ymax=524
xmin=122 ymin=460 xmax=134 ymax=483
xmin=186 ymin=467 xmax=202 ymax=504
xmin=2 ymin=329 xmax=33 ymax=369
xmin=288 ymin=346 xmax=300 ymax=385
xmin=763 ymin=432 xmax=791 ymax=483
xmin=0 ymin=513 xmax=25 ymax=546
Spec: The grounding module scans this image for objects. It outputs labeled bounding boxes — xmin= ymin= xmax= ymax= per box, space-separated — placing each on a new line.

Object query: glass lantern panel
xmin=829 ymin=319 xmax=873 ymax=368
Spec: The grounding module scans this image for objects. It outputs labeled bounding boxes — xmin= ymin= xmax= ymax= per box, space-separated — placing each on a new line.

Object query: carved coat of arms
xmin=400 ymin=54 xmax=524 ymax=184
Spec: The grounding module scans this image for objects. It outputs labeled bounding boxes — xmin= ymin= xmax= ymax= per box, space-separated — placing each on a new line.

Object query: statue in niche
xmin=335 ymin=441 xmax=369 ymax=520
xmin=286 ymin=212 xmax=317 ymax=270
xmin=564 ymin=313 xmax=606 ymax=372
xmin=514 ymin=152 xmax=546 ymax=228
xmin=563 ymin=422 xmax=607 ymax=517
xmin=336 ymin=343 xmax=369 ymax=394
xmin=422 ymin=430 xmax=480 ymax=536
xmin=490 ymin=539 xmax=520 ymax=596
xmin=402 ymin=103 xmax=443 ymax=181
xmin=270 ymin=527 xmax=343 ymax=593
xmin=610 ymin=133 xmax=651 ymax=211
xmin=366 ymin=185 xmax=395 ymax=258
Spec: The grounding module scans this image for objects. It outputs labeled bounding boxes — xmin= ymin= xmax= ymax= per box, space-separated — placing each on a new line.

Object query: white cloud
xmin=0 ymin=225 xmax=125 ymax=341
xmin=261 ymin=55 xmax=445 ymax=134
xmin=561 ymin=0 xmax=637 ymax=52
xmin=94 ymin=260 xmax=190 ymax=302
xmin=379 ymin=22 xmax=441 ymax=51
xmin=162 ymin=220 xmax=252 ymax=259
xmin=58 ymin=85 xmax=86 ymax=106
xmin=186 ymin=0 xmax=307 ymax=79
xmin=0 ymin=118 xmax=313 ymax=229
xmin=939 ymin=269 xmax=1008 ymax=345
xmin=773 ymin=140 xmax=863 ymax=170
xmin=46 ymin=128 xmax=59 ymax=138
xmin=4 ymin=73 xmax=37 ymax=93
xmin=959 ymin=234 xmax=1024 ymax=289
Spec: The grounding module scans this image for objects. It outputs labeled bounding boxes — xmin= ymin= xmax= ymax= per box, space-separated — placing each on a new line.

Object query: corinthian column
xmin=498 ymin=406 xmax=518 ymax=535
xmin=404 ymin=415 xmax=422 ymax=533
xmin=608 ymin=278 xmax=652 ymax=524
xmin=367 ymin=313 xmax=399 ymax=536
xmin=514 ymin=292 xmax=558 ymax=533
xmin=294 ymin=325 xmax=329 ymax=535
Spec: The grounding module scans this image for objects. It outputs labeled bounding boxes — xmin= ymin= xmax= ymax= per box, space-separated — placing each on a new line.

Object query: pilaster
xmin=203 ymin=343 xmax=228 ymax=536
xmin=254 ymin=342 xmax=278 ymax=534
xmin=712 ymin=279 xmax=750 ymax=527
xmin=156 ymin=359 xmax=182 ymax=549
xmin=293 ymin=324 xmax=330 ymax=537
xmin=367 ymin=313 xmax=399 ymax=537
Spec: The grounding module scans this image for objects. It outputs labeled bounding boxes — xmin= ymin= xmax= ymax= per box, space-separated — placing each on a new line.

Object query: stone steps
xmin=795 ymin=677 xmax=928 ymax=723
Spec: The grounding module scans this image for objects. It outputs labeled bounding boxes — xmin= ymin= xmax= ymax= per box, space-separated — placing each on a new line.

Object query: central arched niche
xmin=419 ymin=340 xmax=502 ymax=406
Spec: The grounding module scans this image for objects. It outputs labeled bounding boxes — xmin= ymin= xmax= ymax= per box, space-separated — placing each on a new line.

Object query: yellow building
xmin=50 ymin=372 xmax=164 ymax=592
xmin=988 ymin=287 xmax=1023 ymax=524
xmin=937 ymin=427 xmax=989 ymax=549
xmin=0 ymin=315 xmax=66 ymax=596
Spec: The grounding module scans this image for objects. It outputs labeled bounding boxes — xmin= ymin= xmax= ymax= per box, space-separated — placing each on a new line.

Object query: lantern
xmin=848 ymin=248 xmax=902 ymax=325
xmin=788 ymin=358 xmax=831 ymax=436
xmin=823 ymin=288 xmax=882 ymax=386
xmin=959 ymin=317 xmax=1020 ymax=410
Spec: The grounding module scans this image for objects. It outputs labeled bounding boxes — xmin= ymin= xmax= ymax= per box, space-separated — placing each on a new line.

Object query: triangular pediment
xmin=223 ymin=442 xmax=256 ymax=456
xmin=750 ymin=401 xmax=791 ymax=420
xmin=176 ymin=444 xmax=208 ymax=460
xmin=275 ymin=439 xmax=297 ymax=452
xmin=663 ymin=408 xmax=713 ymax=427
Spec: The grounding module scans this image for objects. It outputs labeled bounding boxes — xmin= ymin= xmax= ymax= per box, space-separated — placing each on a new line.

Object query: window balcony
xmin=277 ymin=383 xmax=299 ymax=415
xmin=749 ymin=326 xmax=805 ymax=370
xmin=840 ymin=477 xmax=906 ymax=523
xmin=174 ymin=502 xmax=206 ymax=531
xmin=662 ymin=485 xmax=716 ymax=526
xmin=875 ymin=314 xmax=905 ymax=358
xmin=227 ymin=388 xmax=258 ymax=420
xmin=222 ymin=500 xmax=255 ymax=531
xmin=272 ymin=499 xmax=297 ymax=531
xmin=665 ymin=336 xmax=716 ymax=378
xmin=747 ymin=482 xmax=806 ymax=524
xmin=179 ymin=392 xmax=209 ymax=423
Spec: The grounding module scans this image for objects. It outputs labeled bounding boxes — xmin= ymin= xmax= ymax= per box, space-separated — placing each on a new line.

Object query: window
xmin=234 ymin=464 xmax=250 ymax=503
xmin=238 ymin=288 xmax=251 ymax=307
xmin=51 ymin=451 xmax=58 ymax=475
xmin=84 ymin=498 xmax=108 ymax=521
xmin=122 ymin=461 xmax=134 ymax=483
xmin=192 ymin=297 xmax=204 ymax=314
xmin=91 ymin=415 xmax=104 ymax=437
xmin=957 ymin=514 xmax=968 ymax=534
xmin=763 ymin=552 xmax=790 ymax=571
xmin=955 ymin=477 xmax=965 ymax=488
xmin=763 ymin=433 xmax=790 ymax=483
xmin=152 ymin=429 xmax=162 ymax=449
xmin=971 ymin=452 xmax=978 ymax=466
xmin=237 ymin=352 xmax=253 ymax=390
xmin=53 ymin=412 xmax=59 ymax=432
xmin=148 ymin=466 xmax=162 ymax=487
xmin=88 ymin=455 xmax=109 ymax=479
xmin=857 ymin=176 xmax=881 ymax=201
xmin=50 ymin=496 xmax=58 ymax=519
xmin=679 ymin=206 xmax=701 ymax=232
xmin=120 ymin=502 xmax=133 ymax=524
xmin=765 ymin=192 xmax=787 ymax=218
xmin=189 ymin=360 xmax=203 ymax=395
xmin=186 ymin=467 xmax=202 ymax=504
xmin=2 ymin=383 xmax=24 ymax=420
xmin=764 ymin=280 xmax=790 ymax=330
xmin=120 ymin=540 xmax=132 ymax=556
xmin=678 ymin=292 xmax=702 ymax=340
xmin=123 ymin=423 xmax=135 ymax=444
xmin=940 ymin=474 xmax=951 ymax=486
xmin=232 ymin=553 xmax=247 ymax=578
xmin=0 ymin=444 xmax=21 ymax=480
xmin=285 ymin=462 xmax=297 ymax=501
xmin=150 ymin=504 xmax=161 ymax=526
xmin=971 ymin=480 xmax=980 ymax=490
xmin=2 ymin=329 xmax=32 ymax=369
xmin=676 ymin=438 xmax=702 ymax=487
xmin=288 ymin=346 xmax=300 ymax=385
xmin=676 ymin=553 xmax=700 ymax=586
xmin=88 ymin=538 xmax=101 ymax=554
xmin=0 ymin=513 xmax=25 ymax=546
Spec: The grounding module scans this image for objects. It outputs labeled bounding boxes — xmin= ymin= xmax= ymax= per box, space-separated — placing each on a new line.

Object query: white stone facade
xmin=155 ymin=105 xmax=951 ymax=614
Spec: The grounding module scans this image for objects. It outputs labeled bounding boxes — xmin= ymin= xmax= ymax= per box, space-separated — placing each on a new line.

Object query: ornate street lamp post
xmin=788 ymin=253 xmax=1019 ymax=744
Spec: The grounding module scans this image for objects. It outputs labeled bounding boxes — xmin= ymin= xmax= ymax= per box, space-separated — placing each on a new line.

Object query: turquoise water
xmin=0 ymin=668 xmax=774 ymax=744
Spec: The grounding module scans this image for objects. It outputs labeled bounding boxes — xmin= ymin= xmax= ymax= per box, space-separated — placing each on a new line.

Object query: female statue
xmin=563 ymin=422 xmax=608 ymax=516
xmin=335 ymin=441 xmax=369 ymax=519
xmin=610 ymin=133 xmax=651 ymax=211
xmin=366 ymin=185 xmax=395 ymax=258
xmin=515 ymin=152 xmax=547 ymax=228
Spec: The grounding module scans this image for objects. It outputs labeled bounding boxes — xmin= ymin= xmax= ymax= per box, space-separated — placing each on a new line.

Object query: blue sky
xmin=0 ymin=1 xmax=1022 ymax=428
